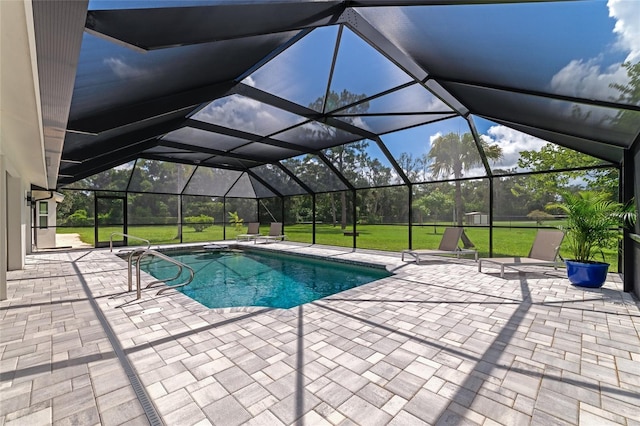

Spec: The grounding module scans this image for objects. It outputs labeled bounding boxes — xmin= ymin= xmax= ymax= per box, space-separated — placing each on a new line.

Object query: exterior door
xmin=95 ymin=196 xmax=127 ymax=248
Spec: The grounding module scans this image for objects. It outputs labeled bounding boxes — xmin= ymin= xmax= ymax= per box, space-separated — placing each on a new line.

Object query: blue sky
xmin=82 ymin=0 xmax=638 ymax=174
xmin=242 ymin=1 xmax=634 ymax=168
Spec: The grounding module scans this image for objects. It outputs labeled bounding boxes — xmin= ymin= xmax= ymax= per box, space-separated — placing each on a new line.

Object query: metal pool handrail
xmin=110 ymin=232 xmax=150 ymax=252
xmin=128 ymin=248 xmax=195 ymax=300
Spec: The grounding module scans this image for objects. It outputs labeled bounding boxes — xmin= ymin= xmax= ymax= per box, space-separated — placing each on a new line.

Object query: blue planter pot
xmin=566 ymin=260 xmax=609 ymax=288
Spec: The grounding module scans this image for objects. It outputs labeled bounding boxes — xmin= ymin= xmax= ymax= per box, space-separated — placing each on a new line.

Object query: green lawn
xmin=57 ymin=222 xmax=620 ymax=271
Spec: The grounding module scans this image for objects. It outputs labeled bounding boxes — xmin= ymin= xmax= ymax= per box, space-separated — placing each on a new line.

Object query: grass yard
xmin=57 ymin=222 xmax=620 ymax=271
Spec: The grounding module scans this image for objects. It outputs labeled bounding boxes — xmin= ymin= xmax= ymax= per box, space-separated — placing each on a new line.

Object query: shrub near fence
xmin=184 ymin=215 xmax=214 ymax=232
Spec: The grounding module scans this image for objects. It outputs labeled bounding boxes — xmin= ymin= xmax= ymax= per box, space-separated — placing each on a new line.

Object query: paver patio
xmin=1 ymin=243 xmax=639 ymax=425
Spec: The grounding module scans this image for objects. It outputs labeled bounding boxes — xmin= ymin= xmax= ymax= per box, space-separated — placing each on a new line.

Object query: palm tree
xmin=427 ymin=132 xmax=502 ymax=225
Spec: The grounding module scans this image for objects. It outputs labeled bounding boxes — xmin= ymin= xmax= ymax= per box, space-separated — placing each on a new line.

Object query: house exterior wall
xmin=1 ymin=156 xmax=6 ymax=300
xmin=1 ymin=0 xmax=48 ymax=299
xmin=32 ymin=190 xmax=59 ymax=249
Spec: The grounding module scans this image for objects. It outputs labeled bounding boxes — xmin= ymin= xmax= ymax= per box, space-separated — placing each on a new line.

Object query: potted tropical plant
xmin=546 ymin=191 xmax=636 ymax=288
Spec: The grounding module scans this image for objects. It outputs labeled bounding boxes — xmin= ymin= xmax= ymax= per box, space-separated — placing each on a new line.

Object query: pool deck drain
xmin=2 ymin=241 xmax=639 ymax=425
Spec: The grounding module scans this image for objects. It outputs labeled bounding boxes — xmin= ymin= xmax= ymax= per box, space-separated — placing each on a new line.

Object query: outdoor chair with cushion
xmin=255 ymin=222 xmax=286 ymax=244
xmin=236 ymin=222 xmax=261 ymax=242
xmin=402 ymin=227 xmax=478 ymax=264
xmin=478 ymin=229 xmax=564 ymax=278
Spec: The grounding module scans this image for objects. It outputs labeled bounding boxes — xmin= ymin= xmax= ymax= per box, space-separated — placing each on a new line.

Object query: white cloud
xmin=114 ymin=161 xmax=135 ymax=171
xmin=103 ymin=57 xmax=150 ymax=79
xmin=422 ymin=130 xmax=535 ymax=179
xmin=379 ymin=84 xmax=450 ymax=113
xmin=194 ymin=95 xmax=304 ymax=135
xmin=243 ymin=76 xmax=256 ymax=87
xmin=549 ymin=0 xmax=639 ymax=105
xmin=429 ymin=132 xmax=443 ymax=145
xmin=609 ymin=0 xmax=640 ymax=63
xmin=480 ymin=125 xmax=547 ymax=171
xmin=550 ymin=58 xmax=628 ymax=100
xmin=343 ymin=116 xmax=372 ymax=132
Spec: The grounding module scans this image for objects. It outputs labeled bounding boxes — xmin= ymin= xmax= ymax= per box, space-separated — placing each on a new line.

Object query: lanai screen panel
xmin=336 ymin=113 xmax=457 ymax=136
xmin=227 ymin=173 xmax=276 ymax=198
xmin=251 ymin=164 xmax=307 ymax=196
xmin=64 ymin=109 xmax=187 ymax=156
xmin=489 ymin=120 xmax=624 ymax=164
xmin=358 ymin=2 xmax=638 ymax=108
xmin=471 ymin=116 xmax=611 ymax=175
xmin=56 ymin=0 xmax=635 ymax=196
xmin=232 ymin=143 xmax=303 ymax=162
xmin=225 ymin=199 xmax=259 ymax=223
xmin=244 ymin=25 xmax=340 ymax=112
xmin=492 ymin=170 xmax=605 ymax=225
xmin=273 ymin=121 xmax=366 ymax=150
xmin=191 ymin=95 xmax=307 ymax=137
xmin=128 ymin=193 xmax=178 ymax=225
xmin=70 ymin=31 xmax=298 ymax=122
xmin=282 ymin=154 xmax=347 ymax=193
xmin=322 ymin=140 xmax=400 ymax=188
xmin=62 ymin=161 xmax=136 ymax=191
xmin=445 ymin=83 xmax=640 ymax=149
xmin=333 ymin=83 xmax=457 ymax=134
xmin=142 ymin=146 xmax=213 ymax=164
xmin=326 ymin=26 xmax=413 ymax=112
xmin=86 ymin=1 xmax=342 ymax=50
xmin=333 ymin=82 xmax=457 ymax=135
xmin=162 ymin=128 xmax=251 ymax=152
xmin=183 ymin=167 xmax=242 ymax=197
xmin=59 ymin=109 xmax=191 ymax=186
xmin=381 ymin=116 xmax=489 ymax=183
xmin=128 ymin=159 xmax=196 ymax=194
xmin=337 ymin=83 xmax=454 ymax=116
xmin=200 ymin=156 xmax=262 ymax=169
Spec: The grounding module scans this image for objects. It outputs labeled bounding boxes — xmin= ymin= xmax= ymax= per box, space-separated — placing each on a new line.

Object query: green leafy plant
xmin=65 ymin=209 xmax=92 ymax=226
xmin=228 ymin=211 xmax=244 ymax=232
xmin=185 ymin=215 xmax=214 ymax=232
xmin=546 ymin=191 xmax=636 ymax=263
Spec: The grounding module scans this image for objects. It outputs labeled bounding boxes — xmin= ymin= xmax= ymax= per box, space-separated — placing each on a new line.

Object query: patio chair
xmin=402 ymin=227 xmax=478 ymax=264
xmin=236 ymin=222 xmax=261 ymax=242
xmin=255 ymin=222 xmax=286 ymax=244
xmin=478 ymin=229 xmax=564 ymax=278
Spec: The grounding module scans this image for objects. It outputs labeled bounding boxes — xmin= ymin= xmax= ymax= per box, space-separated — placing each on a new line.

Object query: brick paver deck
xmin=2 ymin=243 xmax=639 ymax=425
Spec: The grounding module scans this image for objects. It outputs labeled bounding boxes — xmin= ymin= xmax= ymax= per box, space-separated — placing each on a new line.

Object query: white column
xmin=6 ymin=173 xmax=25 ymax=271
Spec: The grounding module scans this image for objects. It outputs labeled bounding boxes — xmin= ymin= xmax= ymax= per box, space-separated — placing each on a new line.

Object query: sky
xmin=81 ymin=0 xmax=639 ymax=179
xmin=376 ymin=0 xmax=639 ymax=175
xmin=248 ymin=1 xmax=637 ymax=173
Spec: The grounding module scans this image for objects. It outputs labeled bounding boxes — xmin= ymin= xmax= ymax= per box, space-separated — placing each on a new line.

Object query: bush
xmin=185 ymin=215 xmax=214 ymax=232
xmin=65 ymin=209 xmax=92 ymax=226
xmin=297 ymin=207 xmax=312 ymax=223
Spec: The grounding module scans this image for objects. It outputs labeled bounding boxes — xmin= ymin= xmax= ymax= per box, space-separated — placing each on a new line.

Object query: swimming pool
xmin=140 ymin=249 xmax=390 ymax=309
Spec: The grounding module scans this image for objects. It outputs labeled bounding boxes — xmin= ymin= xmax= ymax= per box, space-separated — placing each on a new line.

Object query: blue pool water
xmin=140 ymin=249 xmax=390 ymax=309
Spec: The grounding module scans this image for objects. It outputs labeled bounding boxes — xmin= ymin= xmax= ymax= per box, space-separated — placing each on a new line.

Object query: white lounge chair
xmin=255 ymin=222 xmax=286 ymax=244
xmin=236 ymin=222 xmax=261 ymax=241
xmin=478 ymin=229 xmax=564 ymax=278
xmin=402 ymin=227 xmax=478 ymax=264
